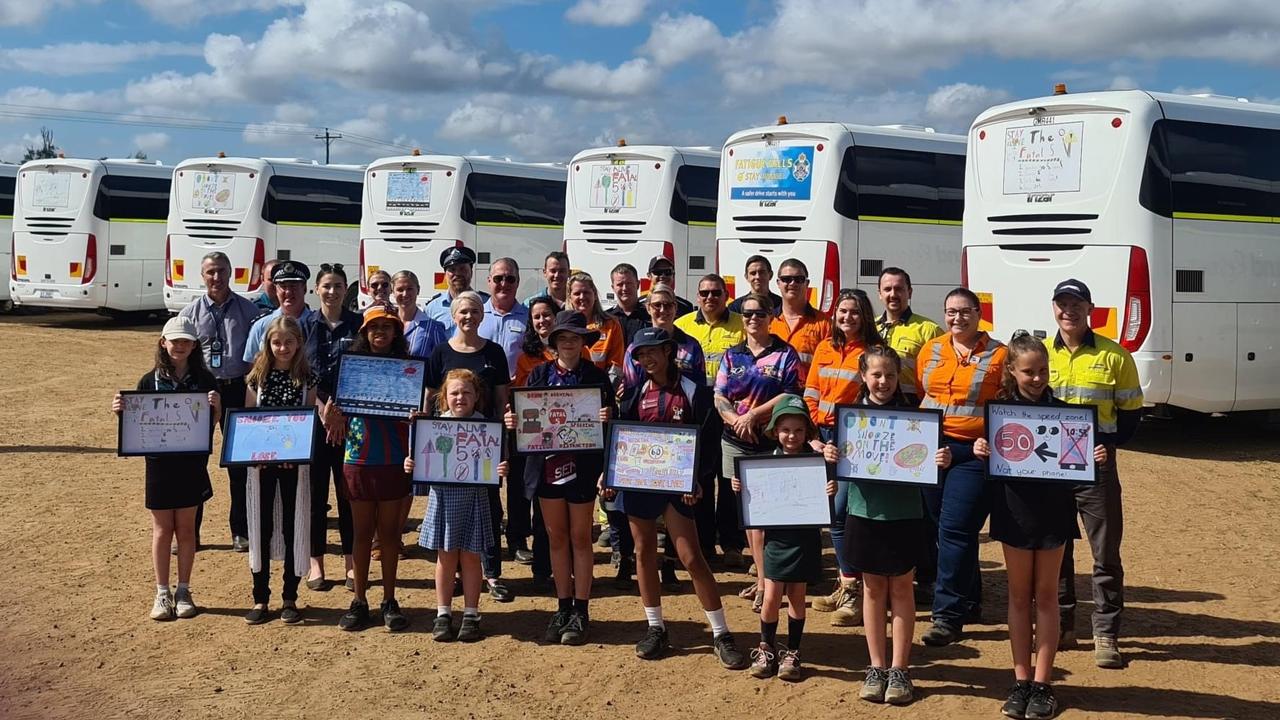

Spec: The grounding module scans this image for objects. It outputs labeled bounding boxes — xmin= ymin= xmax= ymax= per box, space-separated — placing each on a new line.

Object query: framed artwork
xmin=334 ymin=352 xmax=426 ymax=417
xmin=410 ymin=417 xmax=504 ymax=487
xmin=735 ymin=453 xmax=833 ymax=529
xmin=117 ymin=391 xmax=214 ymax=457
xmin=602 ymin=421 xmax=699 ymax=495
xmin=833 ymin=404 xmax=944 ymax=487
xmin=985 ymin=402 xmax=1099 ymax=484
xmin=220 ymin=407 xmax=318 ymax=467
xmin=511 ymin=385 xmax=605 ymax=454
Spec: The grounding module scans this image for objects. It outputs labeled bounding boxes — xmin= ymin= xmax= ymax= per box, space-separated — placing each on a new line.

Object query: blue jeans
xmin=822 ymin=424 xmax=856 ymax=577
xmin=925 ymin=440 xmax=988 ymax=629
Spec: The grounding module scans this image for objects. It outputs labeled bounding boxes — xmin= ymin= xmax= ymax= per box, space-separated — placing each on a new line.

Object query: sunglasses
xmin=370 ymin=282 xmax=389 ymax=290
xmin=778 ymin=275 xmax=808 ymax=285
xmin=648 ymin=302 xmax=674 ymax=312
xmin=741 ymin=309 xmax=770 ymax=319
xmin=319 ymin=262 xmax=344 ymax=272
xmin=491 ymin=274 xmax=518 ymax=285
xmin=698 ymin=289 xmax=724 ymax=298
xmin=651 ymin=269 xmax=674 ymax=278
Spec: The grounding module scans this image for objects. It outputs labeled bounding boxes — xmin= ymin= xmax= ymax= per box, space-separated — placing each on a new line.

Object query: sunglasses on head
xmin=320 ymin=262 xmax=344 ymax=272
xmin=778 ymin=275 xmax=808 ymax=285
xmin=698 ymin=289 xmax=724 ymax=298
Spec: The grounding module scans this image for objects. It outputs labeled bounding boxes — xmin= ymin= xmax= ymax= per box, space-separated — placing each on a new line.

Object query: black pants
xmin=208 ymin=377 xmax=249 ymax=540
xmin=715 ymin=475 xmax=746 ymax=552
xmin=252 ymin=466 xmax=301 ymax=604
xmin=506 ymin=455 xmax=533 ymax=550
xmin=531 ymin=499 xmax=552 ymax=579
xmin=607 ymin=508 xmax=635 ymax=557
xmin=694 ymin=470 xmax=717 ymax=557
xmin=481 ymin=486 xmax=504 ymax=580
xmin=1060 ymin=451 xmax=1125 ymax=637
xmin=311 ymin=438 xmax=353 ymax=555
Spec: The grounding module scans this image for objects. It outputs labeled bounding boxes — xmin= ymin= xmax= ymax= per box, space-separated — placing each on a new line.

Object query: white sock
xmin=463 ymin=607 xmax=479 ymax=618
xmin=156 ymin=584 xmax=169 ymax=595
xmin=644 ymin=606 xmax=665 ymax=629
xmin=705 ymin=607 xmax=728 ymax=636
xmin=437 ymin=605 xmax=451 ymax=618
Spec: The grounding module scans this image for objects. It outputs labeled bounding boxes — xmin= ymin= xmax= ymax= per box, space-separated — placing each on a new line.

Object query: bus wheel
xmin=0 ymin=300 xmax=13 ymax=313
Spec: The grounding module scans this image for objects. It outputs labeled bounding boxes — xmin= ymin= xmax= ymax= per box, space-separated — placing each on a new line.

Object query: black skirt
xmin=763 ymin=529 xmax=823 ymax=583
xmin=989 ymin=479 xmax=1080 ymax=550
xmin=843 ymin=515 xmax=926 ymax=577
xmin=144 ymin=455 xmax=214 ymax=510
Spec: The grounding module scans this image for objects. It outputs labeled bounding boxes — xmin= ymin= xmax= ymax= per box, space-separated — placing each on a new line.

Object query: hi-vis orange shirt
xmin=917 ymin=333 xmax=1007 ymax=441
xmin=586 ymin=314 xmax=625 ymax=373
xmin=804 ymin=340 xmax=868 ymax=428
xmin=771 ymin=307 xmax=831 ymax=383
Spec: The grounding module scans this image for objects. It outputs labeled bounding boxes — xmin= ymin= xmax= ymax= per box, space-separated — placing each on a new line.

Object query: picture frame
xmin=334 ymin=352 xmax=427 ymax=418
xmin=220 ymin=407 xmax=318 ymax=467
xmin=833 ymin=404 xmax=944 ymax=487
xmin=602 ymin=421 xmax=699 ymax=496
xmin=117 ymin=390 xmax=215 ymax=457
xmin=410 ymin=417 xmax=504 ymax=487
xmin=510 ymin=385 xmax=606 ymax=455
xmin=984 ymin=402 xmax=1099 ymax=484
xmin=735 ymin=453 xmax=833 ymax=529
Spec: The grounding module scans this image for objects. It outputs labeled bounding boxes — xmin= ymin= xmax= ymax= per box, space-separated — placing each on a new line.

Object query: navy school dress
xmin=520 ymin=359 xmax=615 ymax=505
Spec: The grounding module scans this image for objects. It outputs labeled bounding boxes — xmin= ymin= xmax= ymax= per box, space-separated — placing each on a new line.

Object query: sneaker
xmin=811 ymin=579 xmax=845 ymax=612
xmin=885 ymin=667 xmax=915 ymax=705
xmin=1002 ymin=680 xmax=1034 ymax=719
xmin=280 ymin=603 xmax=302 ymax=624
xmin=921 ymin=621 xmax=960 ymax=647
xmin=1058 ymin=627 xmax=1078 ymax=650
xmin=338 ymin=600 xmax=370 ymax=631
xmin=150 ymin=590 xmax=175 ymax=621
xmin=231 ymin=535 xmax=250 ymax=552
xmin=432 ymin=614 xmax=456 ymax=642
xmin=860 ymin=666 xmax=888 ymax=703
xmin=381 ymin=599 xmax=408 ymax=632
xmin=660 ymin=558 xmax=679 ymax=589
xmin=712 ymin=631 xmax=749 ymax=669
xmin=544 ymin=610 xmax=572 ymax=643
xmin=596 ymin=526 xmax=613 ymax=548
xmin=613 ymin=555 xmax=633 ymax=589
xmin=560 ymin=611 xmax=588 ymax=646
xmin=776 ymin=647 xmax=802 ymax=682
xmin=748 ymin=642 xmax=777 ymax=678
xmin=1024 ymin=682 xmax=1059 ymax=720
xmin=831 ymin=579 xmax=863 ymax=626
xmin=487 ymin=579 xmax=514 ymax=603
xmin=173 ymin=589 xmax=198 ymax=619
xmin=610 ymin=550 xmax=622 ymax=569
xmin=1094 ymin=634 xmax=1123 ymax=669
xmin=457 ymin=614 xmax=482 ymax=642
xmin=722 ymin=548 xmax=744 ymax=569
xmin=635 ymin=625 xmax=670 ymax=660
xmin=514 ymin=548 xmax=535 ymax=565
xmin=244 ymin=604 xmax=269 ymax=625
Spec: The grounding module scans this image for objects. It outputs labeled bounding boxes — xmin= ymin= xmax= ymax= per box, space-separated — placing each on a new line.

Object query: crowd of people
xmin=113 ymin=245 xmax=1144 ymax=719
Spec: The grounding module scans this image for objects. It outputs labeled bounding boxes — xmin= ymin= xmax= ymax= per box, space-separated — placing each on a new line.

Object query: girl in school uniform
xmin=505 ymin=310 xmax=614 ymax=646
xmin=112 ymin=316 xmax=220 ymax=621
xmin=842 ymin=346 xmax=950 ymax=706
xmin=974 ymin=331 xmax=1105 ymax=720
xmin=243 ymin=315 xmax=318 ymax=625
xmin=733 ymin=394 xmax=838 ymax=682
xmin=407 ymin=368 xmax=509 ymax=643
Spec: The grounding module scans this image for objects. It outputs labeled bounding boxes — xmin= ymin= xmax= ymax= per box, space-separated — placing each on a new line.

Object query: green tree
xmin=21 ymin=127 xmax=58 ymax=162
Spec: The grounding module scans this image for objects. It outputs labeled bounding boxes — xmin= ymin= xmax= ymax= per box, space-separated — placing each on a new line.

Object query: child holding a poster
xmin=243 ymin=315 xmax=318 ymax=625
xmin=505 ymin=311 xmax=614 ymax=646
xmin=733 ymin=395 xmax=837 ymax=682
xmin=841 ymin=346 xmax=951 ymax=705
xmin=407 ymin=369 xmax=509 ymax=643
xmin=112 ymin=316 xmax=220 ymax=621
xmin=974 ymin=331 xmax=1105 ymax=720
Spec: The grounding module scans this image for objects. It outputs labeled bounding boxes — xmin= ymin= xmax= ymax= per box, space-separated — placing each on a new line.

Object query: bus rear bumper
xmin=9 ymin=281 xmax=103 ymax=309
xmin=164 ymin=286 xmax=206 ymax=313
xmin=1134 ymin=351 xmax=1172 ymax=406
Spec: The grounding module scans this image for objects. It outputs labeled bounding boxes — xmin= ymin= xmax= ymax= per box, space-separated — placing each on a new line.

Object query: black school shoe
xmin=713 ymin=631 xmax=749 ymax=670
xmin=921 ymin=621 xmax=961 ymax=647
xmin=560 ymin=611 xmax=589 ymax=646
xmin=635 ymin=625 xmax=670 ymax=660
xmin=487 ymin=579 xmax=514 ymax=603
xmin=1002 ymin=680 xmax=1034 ymax=719
xmin=1024 ymin=682 xmax=1059 ymax=720
xmin=339 ymin=600 xmax=370 ymax=631
xmin=244 ymin=605 xmax=270 ymax=625
xmin=381 ymin=599 xmax=409 ymax=632
xmin=544 ymin=610 xmax=572 ymax=643
xmin=280 ymin=604 xmax=302 ymax=624
xmin=457 ymin=614 xmax=483 ymax=643
xmin=432 ymin=615 xmax=456 ymax=641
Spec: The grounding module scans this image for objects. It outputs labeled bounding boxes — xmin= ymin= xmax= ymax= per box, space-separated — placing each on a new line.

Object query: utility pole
xmin=314 ymin=127 xmax=342 ymax=164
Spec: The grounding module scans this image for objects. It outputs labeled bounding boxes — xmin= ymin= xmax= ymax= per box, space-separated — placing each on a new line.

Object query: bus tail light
xmin=359 ymin=240 xmax=368 ymax=294
xmin=79 ymin=235 xmax=97 ymax=285
xmin=960 ymin=247 xmax=969 ymax=288
xmin=820 ymin=240 xmax=839 ymax=314
xmin=1120 ymin=246 xmax=1151 ymax=352
xmin=247 ymin=238 xmax=265 ymax=291
xmin=164 ymin=235 xmax=173 ymax=287
xmin=9 ymin=235 xmax=16 ymax=281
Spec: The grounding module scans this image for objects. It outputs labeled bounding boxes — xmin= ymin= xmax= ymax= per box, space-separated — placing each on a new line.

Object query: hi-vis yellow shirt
xmin=876 ymin=309 xmax=944 ymax=396
xmin=675 ymin=310 xmax=746 ymax=388
xmin=1045 ymin=330 xmax=1143 ymax=436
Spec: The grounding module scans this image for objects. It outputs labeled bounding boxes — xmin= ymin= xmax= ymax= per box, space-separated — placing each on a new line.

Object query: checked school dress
xmin=418 ymin=411 xmax=495 ymax=554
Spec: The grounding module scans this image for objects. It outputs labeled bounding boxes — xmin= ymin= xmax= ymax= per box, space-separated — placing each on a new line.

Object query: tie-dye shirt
xmin=714 ymin=334 xmax=802 ymax=450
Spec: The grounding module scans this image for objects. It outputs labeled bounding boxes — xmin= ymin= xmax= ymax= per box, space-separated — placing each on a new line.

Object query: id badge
xmin=210 ymin=338 xmax=223 ymax=369
xmin=543 ymin=454 xmax=577 ymax=486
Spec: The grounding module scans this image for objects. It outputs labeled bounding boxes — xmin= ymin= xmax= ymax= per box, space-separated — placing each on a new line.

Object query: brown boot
xmin=831 ymin=578 xmax=863 ymax=626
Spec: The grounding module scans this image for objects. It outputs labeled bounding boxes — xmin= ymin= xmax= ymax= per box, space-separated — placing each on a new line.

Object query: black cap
xmin=648 ymin=256 xmax=674 ymax=274
xmin=271 ymin=260 xmax=310 ymax=283
xmin=440 ymin=246 xmax=477 ymax=269
xmin=1052 ymin=278 xmax=1092 ymax=303
xmin=547 ymin=310 xmax=601 ymax=346
xmin=631 ymin=326 xmax=676 ymax=351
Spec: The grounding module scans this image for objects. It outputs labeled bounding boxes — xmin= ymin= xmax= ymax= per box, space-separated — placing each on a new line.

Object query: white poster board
xmin=117 ymin=391 xmax=214 ymax=456
xmin=387 ymin=170 xmax=431 ymax=209
xmin=985 ymin=402 xmax=1098 ymax=484
xmin=32 ymin=173 xmax=71 ymax=209
xmin=1003 ymin=121 xmax=1084 ymax=195
xmin=410 ymin=418 xmax=503 ymax=487
xmin=589 ymin=163 xmax=638 ymax=209
xmin=735 ymin=454 xmax=832 ymax=529
xmin=834 ymin=405 xmax=943 ymax=487
xmin=191 ymin=171 xmax=235 ymax=212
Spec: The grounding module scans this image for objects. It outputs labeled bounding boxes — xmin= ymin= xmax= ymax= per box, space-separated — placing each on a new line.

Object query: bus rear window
xmin=0 ymin=175 xmax=14 ymax=217
xmin=462 ymin=173 xmax=566 ymax=227
xmin=837 ymin=145 xmax=962 ymax=222
xmin=93 ymin=174 xmax=171 ymax=221
xmin=262 ymin=175 xmax=363 ymax=225
xmin=669 ymin=165 xmax=718 ymax=224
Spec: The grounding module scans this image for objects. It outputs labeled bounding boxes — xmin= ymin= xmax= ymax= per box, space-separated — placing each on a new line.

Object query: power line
xmin=314 ymin=127 xmax=342 ymax=164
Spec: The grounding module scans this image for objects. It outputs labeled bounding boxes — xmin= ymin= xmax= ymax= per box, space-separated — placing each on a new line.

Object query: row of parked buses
xmin=7 ymin=89 xmax=1280 ymax=413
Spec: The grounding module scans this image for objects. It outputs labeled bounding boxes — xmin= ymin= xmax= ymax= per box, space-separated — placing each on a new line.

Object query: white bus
xmin=963 ymin=89 xmax=1280 ymax=413
xmin=564 ymin=144 xmax=719 ymax=301
xmin=359 ymin=154 xmax=566 ymax=309
xmin=717 ymin=119 xmax=965 ymax=314
xmin=1 ymin=163 xmax=15 ymax=310
xmin=164 ymin=157 xmax=365 ymax=312
xmin=10 ymin=158 xmax=171 ymax=315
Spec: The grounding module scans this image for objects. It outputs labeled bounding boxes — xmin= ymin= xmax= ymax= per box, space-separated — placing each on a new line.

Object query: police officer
xmin=242 ymin=261 xmax=314 ymax=364
xmin=1044 ymin=279 xmax=1143 ymax=669
xmin=424 ymin=246 xmax=489 ymax=332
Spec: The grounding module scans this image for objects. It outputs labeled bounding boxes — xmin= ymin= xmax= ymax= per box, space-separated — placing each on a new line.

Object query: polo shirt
xmin=770 ymin=305 xmax=831 ymax=383
xmin=423 ymin=288 xmax=492 ymax=332
xmin=605 ymin=303 xmax=652 ymax=346
xmin=478 ymin=298 xmax=530 ymax=377
xmin=1046 ymin=329 xmax=1144 ymax=438
xmin=674 ymin=309 xmax=745 ymax=387
xmin=804 ymin=339 xmax=869 ymax=427
xmin=242 ymin=306 xmax=316 ymax=364
xmin=714 ymin=335 xmax=802 ymax=450
xmin=178 ymin=291 xmax=259 ymax=380
xmin=916 ymin=333 xmax=1008 ymax=441
xmin=876 ymin=308 xmax=944 ymax=397
xmin=403 ymin=310 xmax=449 ymax=360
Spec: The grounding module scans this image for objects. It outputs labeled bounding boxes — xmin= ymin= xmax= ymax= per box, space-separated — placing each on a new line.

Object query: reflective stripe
xmin=1114 ymin=388 xmax=1143 ymax=402
xmin=590 ymin=350 xmax=607 ymax=362
xmin=919 ymin=342 xmax=943 ymax=394
xmin=963 ymin=346 xmax=1001 ymax=405
xmin=817 ymin=399 xmax=836 ymax=415
xmin=920 ymin=396 xmax=982 ymax=417
xmin=817 ymin=367 xmax=860 ymax=382
xmin=1098 ymin=420 xmax=1118 ymax=434
xmin=1062 ymin=386 xmax=1113 ymax=401
xmin=802 ymin=387 xmax=821 ymax=401
xmin=798 ymin=352 xmax=814 ymax=364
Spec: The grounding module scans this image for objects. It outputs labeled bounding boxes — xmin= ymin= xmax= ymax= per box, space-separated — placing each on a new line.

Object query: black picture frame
xmin=602 ymin=420 xmax=700 ymax=496
xmin=832 ymin=404 xmax=945 ymax=487
xmin=333 ymin=351 xmax=427 ymax=418
xmin=510 ymin=384 xmax=606 ymax=455
xmin=117 ymin=390 xmax=214 ymax=457
xmin=735 ymin=453 xmax=834 ymax=529
xmin=219 ymin=407 xmax=318 ymax=467
xmin=409 ymin=417 xmax=505 ymax=487
xmin=984 ymin=401 xmax=1100 ymax=485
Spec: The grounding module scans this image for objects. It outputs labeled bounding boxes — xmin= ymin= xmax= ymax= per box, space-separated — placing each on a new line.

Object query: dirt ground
xmin=0 ymin=311 xmax=1277 ymax=720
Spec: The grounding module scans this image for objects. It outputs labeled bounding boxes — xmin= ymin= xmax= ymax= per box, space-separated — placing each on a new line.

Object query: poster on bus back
xmin=1003 ymin=121 xmax=1084 ymax=195
xmin=387 ymin=170 xmax=431 ymax=209
xmin=729 ymin=144 xmax=814 ymax=201
xmin=191 ymin=172 xmax=235 ymax=212
xmin=590 ymin=163 xmax=638 ymax=209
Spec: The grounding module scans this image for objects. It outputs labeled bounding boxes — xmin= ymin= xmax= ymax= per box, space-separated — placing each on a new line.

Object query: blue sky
xmin=1 ymin=0 xmax=1278 ymax=165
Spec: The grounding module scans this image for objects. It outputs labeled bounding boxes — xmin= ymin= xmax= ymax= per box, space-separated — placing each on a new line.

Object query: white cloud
xmin=0 ymin=41 xmax=201 ymax=76
xmin=565 ymin=0 xmax=648 ymax=27
xmin=132 ymin=131 xmax=171 ymax=153
xmin=0 ymin=85 xmax=122 ymax=113
xmin=1108 ymin=75 xmax=1138 ymax=90
xmin=544 ymin=58 xmax=659 ymax=98
xmin=641 ymin=13 xmax=723 ymax=67
xmin=923 ymin=83 xmax=1011 ymax=132
xmin=133 ymin=0 xmax=302 ymax=25
xmin=0 ymin=0 xmax=93 ymax=27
